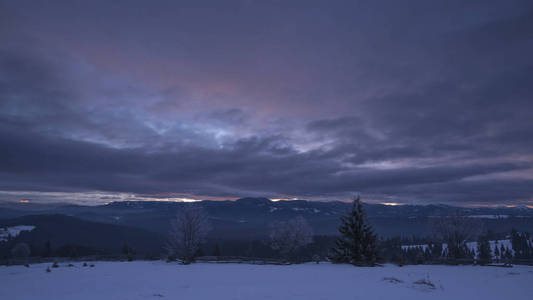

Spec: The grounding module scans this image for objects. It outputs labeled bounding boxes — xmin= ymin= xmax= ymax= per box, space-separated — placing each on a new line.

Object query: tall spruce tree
xmin=330 ymin=196 xmax=378 ymax=266
xmin=511 ymin=229 xmax=533 ymax=259
xmin=477 ymin=236 xmax=492 ymax=265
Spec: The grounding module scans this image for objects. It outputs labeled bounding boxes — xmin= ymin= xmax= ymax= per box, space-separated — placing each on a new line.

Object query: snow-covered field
xmin=1 ymin=261 xmax=532 ymax=300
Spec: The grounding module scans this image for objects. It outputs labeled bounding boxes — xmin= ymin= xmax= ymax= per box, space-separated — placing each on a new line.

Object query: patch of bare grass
xmin=413 ymin=278 xmax=436 ymax=289
xmin=383 ymin=277 xmax=403 ymax=284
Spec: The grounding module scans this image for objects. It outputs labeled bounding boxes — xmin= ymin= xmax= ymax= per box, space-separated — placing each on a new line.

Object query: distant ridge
xmin=235 ymin=197 xmax=272 ymax=205
xmin=1 ymin=198 xmax=532 ymax=239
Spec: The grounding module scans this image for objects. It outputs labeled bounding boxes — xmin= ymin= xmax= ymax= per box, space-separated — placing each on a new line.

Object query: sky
xmin=1 ymin=0 xmax=532 ymax=206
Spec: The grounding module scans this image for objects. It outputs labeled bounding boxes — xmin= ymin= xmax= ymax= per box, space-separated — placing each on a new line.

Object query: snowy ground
xmin=1 ymin=261 xmax=532 ymax=300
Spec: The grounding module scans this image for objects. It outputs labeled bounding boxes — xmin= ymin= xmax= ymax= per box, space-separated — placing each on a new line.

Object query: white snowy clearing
xmin=0 ymin=225 xmax=35 ymax=242
xmin=1 ymin=261 xmax=532 ymax=300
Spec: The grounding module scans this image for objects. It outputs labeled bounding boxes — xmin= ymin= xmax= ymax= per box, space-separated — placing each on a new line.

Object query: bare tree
xmin=11 ymin=242 xmax=31 ymax=262
xmin=269 ymin=216 xmax=314 ymax=261
xmin=431 ymin=215 xmax=482 ymax=260
xmin=166 ymin=205 xmax=211 ymax=264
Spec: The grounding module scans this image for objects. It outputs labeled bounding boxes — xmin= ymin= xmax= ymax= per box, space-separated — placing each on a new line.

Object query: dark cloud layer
xmin=1 ymin=0 xmax=532 ymax=205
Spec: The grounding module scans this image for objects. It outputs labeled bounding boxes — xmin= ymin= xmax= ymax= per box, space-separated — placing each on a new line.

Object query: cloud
xmin=0 ymin=1 xmax=532 ymax=205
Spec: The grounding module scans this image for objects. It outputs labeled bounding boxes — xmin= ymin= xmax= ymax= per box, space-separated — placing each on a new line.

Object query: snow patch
xmin=0 ymin=225 xmax=36 ymax=242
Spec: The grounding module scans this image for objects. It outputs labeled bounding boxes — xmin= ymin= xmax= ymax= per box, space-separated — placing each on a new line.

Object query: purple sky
xmin=1 ymin=0 xmax=532 ymax=206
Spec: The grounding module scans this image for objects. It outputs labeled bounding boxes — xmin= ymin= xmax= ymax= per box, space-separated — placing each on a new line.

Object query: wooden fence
xmin=194 ymin=256 xmax=289 ymax=265
xmin=2 ymin=255 xmax=533 ymax=266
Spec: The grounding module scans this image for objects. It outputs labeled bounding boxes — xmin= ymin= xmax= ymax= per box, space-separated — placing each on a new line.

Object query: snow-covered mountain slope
xmin=0 ymin=225 xmax=35 ymax=242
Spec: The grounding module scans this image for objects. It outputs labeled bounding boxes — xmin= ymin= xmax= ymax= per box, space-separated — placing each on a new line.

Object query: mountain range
xmin=2 ymin=198 xmax=532 ymax=240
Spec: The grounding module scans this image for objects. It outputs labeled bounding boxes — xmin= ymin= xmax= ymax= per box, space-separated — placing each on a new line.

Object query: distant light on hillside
xmin=144 ymin=198 xmax=201 ymax=203
xmin=175 ymin=198 xmax=201 ymax=203
xmin=271 ymin=197 xmax=299 ymax=202
xmin=381 ymin=202 xmax=402 ymax=206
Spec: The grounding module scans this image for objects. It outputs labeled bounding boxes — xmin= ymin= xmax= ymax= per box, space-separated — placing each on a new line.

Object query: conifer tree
xmin=213 ymin=243 xmax=221 ymax=257
xmin=330 ymin=196 xmax=378 ymax=266
xmin=510 ymin=229 xmax=533 ymax=259
xmin=431 ymin=242 xmax=443 ymax=261
xmin=504 ymin=247 xmax=513 ymax=261
xmin=43 ymin=240 xmax=51 ymax=257
xmin=477 ymin=236 xmax=492 ymax=265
